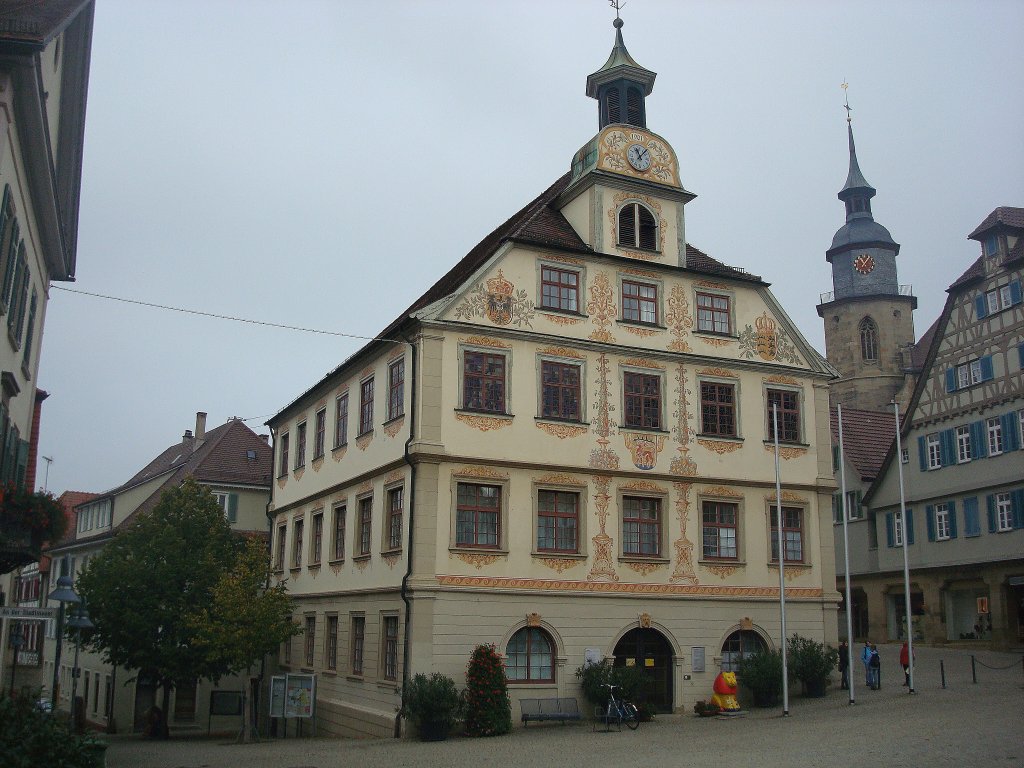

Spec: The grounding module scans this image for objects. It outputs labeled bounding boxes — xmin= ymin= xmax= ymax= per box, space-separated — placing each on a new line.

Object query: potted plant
xmin=399 ymin=672 xmax=464 ymax=741
xmin=787 ymin=634 xmax=838 ymax=698
xmin=0 ymin=484 xmax=67 ymax=572
xmin=738 ymin=648 xmax=783 ymax=707
xmin=693 ymin=700 xmax=721 ymax=717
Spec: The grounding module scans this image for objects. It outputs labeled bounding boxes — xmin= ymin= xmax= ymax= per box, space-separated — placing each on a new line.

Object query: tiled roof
xmin=967 ymin=206 xmax=1024 ymax=240
xmin=830 ymin=407 xmax=897 ymax=481
xmin=909 ymin=317 xmax=941 ymax=371
xmin=947 ymin=254 xmax=985 ymax=291
xmin=0 ymin=0 xmax=90 ymax=46
xmin=47 ymin=490 xmax=99 ymax=548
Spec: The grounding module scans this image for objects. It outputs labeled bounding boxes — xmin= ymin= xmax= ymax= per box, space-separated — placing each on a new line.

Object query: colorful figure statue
xmin=710 ymin=671 xmax=741 ymax=712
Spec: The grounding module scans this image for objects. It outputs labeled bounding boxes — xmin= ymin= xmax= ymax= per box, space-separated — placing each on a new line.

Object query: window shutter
xmin=1020 ymin=343 xmax=1024 ymax=369
xmin=1012 ymin=490 xmax=1024 ymax=530
xmin=940 ymin=430 xmax=956 ymax=466
xmin=963 ymin=497 xmax=979 ymax=537
xmin=944 ymin=368 xmax=957 ymax=393
xmin=926 ymin=505 xmax=935 ymax=542
xmin=948 ymin=500 xmax=958 ymax=539
xmin=1001 ymin=413 xmax=1020 ymax=452
xmin=618 ymin=205 xmax=636 ymax=247
xmin=626 ymin=87 xmax=642 ymax=125
xmin=637 ymin=206 xmax=657 ymax=250
xmin=832 ymin=445 xmax=839 ymax=472
xmin=856 ymin=490 xmax=864 ymax=518
xmin=970 ymin=420 xmax=988 ymax=459
xmin=975 ymin=295 xmax=988 ymax=319
xmin=979 ymin=355 xmax=994 ymax=382
xmin=1010 ymin=279 xmax=1023 ymax=306
xmin=605 ymin=87 xmax=621 ymax=124
xmin=986 ymin=495 xmax=996 ymax=533
xmin=906 ymin=509 xmax=915 ymax=544
xmin=885 ymin=512 xmax=895 ymax=548
xmin=832 ymin=492 xmax=840 ymax=523
xmin=15 ymin=438 xmax=28 ymax=488
xmin=227 ymin=493 xmax=238 ymax=523
xmin=917 ymin=436 xmax=928 ymax=471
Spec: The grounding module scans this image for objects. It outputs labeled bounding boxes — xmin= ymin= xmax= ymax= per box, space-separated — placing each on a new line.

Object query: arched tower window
xmin=505 ymin=627 xmax=554 ymax=682
xmin=618 ymin=203 xmax=657 ymax=250
xmin=859 ymin=317 xmax=879 ymax=361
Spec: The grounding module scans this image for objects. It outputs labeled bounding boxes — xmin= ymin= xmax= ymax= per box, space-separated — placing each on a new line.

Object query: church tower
xmin=817 ymin=109 xmax=917 ymax=411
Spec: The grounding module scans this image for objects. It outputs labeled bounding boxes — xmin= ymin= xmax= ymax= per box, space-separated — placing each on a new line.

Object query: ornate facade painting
xmin=624 ymin=432 xmax=665 ymax=470
xmin=666 ymin=285 xmax=693 ymax=352
xmin=670 ymin=482 xmax=698 ymax=585
xmin=589 ymin=353 xmax=620 ymax=470
xmin=670 ymin=364 xmax=697 ymax=476
xmin=454 ymin=270 xmax=536 ymax=328
xmin=587 ymin=475 xmax=619 ymax=582
xmin=738 ymin=312 xmax=802 ymax=364
xmin=587 ymin=272 xmax=616 ymax=342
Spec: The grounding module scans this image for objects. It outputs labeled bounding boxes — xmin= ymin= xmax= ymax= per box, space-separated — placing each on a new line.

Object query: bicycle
xmin=598 ymin=683 xmax=640 ymax=731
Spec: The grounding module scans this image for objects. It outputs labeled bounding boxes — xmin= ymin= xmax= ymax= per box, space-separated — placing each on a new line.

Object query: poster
xmin=269 ymin=676 xmax=286 ymax=718
xmin=284 ymin=674 xmax=315 ymax=718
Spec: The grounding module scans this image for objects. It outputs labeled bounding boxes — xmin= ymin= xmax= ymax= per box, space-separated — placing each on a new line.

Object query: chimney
xmin=259 ymin=434 xmax=270 ymax=444
xmin=195 ymin=411 xmax=207 ymax=441
xmin=183 ymin=429 xmax=193 ymax=443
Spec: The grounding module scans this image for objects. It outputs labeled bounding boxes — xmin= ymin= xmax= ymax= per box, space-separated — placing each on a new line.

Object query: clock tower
xmin=817 ymin=115 xmax=917 ymax=411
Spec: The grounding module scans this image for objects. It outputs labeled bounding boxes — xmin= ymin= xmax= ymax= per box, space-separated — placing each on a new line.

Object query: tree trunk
xmin=159 ymin=682 xmax=172 ymax=739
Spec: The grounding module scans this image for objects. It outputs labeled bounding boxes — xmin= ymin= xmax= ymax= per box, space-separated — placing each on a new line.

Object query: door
xmin=613 ymin=628 xmax=674 ymax=712
xmin=132 ymin=675 xmax=157 ymax=732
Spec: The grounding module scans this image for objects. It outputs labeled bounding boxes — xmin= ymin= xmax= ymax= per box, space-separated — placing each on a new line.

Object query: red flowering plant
xmin=0 ymin=483 xmax=67 ymax=573
xmin=463 ymin=643 xmax=512 ymax=736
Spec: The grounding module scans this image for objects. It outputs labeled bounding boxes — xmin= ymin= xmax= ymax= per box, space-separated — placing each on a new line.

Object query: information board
xmin=210 ymin=690 xmax=243 ymax=717
xmin=691 ymin=646 xmax=706 ymax=673
xmin=284 ymin=674 xmax=315 ymax=718
xmin=269 ymin=676 xmax=286 ymax=718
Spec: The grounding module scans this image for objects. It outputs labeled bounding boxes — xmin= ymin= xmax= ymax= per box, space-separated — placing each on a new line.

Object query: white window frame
xmin=926 ymin=433 xmax=941 ymax=469
xmin=893 ymin=510 xmax=904 ymax=546
xmin=996 ymin=493 xmax=1012 ymax=532
xmin=956 ymin=425 xmax=972 ymax=463
xmin=935 ymin=503 xmax=950 ymax=541
xmin=900 ymin=448 xmax=909 ymax=464
xmin=999 ymin=284 xmax=1012 ymax=308
xmin=845 ymin=490 xmax=863 ymax=521
xmin=987 ymin=417 xmax=1003 ymax=456
xmin=986 ymin=290 xmax=1000 ymax=314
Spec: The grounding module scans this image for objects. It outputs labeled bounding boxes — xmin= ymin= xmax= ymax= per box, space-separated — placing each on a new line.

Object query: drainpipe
xmin=260 ymin=424 xmax=277 ymax=740
xmin=396 ymin=331 xmax=418 ymax=738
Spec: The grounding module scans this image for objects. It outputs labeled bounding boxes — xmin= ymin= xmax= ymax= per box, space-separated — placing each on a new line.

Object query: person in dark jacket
xmin=838 ymin=641 xmax=849 ymax=690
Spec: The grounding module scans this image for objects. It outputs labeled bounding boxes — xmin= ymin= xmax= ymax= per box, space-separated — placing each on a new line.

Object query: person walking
xmin=869 ymin=644 xmax=881 ymax=689
xmin=899 ymin=641 xmax=915 ymax=686
xmin=838 ymin=640 xmax=850 ymax=690
xmin=860 ymin=640 xmax=872 ymax=687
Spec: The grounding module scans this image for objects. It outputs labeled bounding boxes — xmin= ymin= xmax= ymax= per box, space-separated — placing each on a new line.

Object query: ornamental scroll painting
xmin=738 ymin=312 xmax=802 ymax=365
xmin=454 ymin=270 xmax=536 ymax=328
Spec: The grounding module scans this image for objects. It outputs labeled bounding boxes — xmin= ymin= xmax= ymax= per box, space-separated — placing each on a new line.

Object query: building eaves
xmin=967 ymin=206 xmax=1024 ymax=240
xmin=0 ymin=0 xmax=91 ymax=48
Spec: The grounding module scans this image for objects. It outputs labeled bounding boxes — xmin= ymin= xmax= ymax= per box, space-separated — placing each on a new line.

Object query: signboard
xmin=269 ymin=676 xmax=286 ymax=718
xmin=284 ymin=674 xmax=315 ymax=719
xmin=691 ymin=646 xmax=706 ymax=673
xmin=210 ymin=690 xmax=243 ymax=717
xmin=0 ymin=607 xmax=55 ymax=620
xmin=583 ymin=647 xmax=602 ymax=667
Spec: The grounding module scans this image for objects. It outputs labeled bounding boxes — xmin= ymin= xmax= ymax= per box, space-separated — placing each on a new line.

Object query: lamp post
xmin=66 ymin=600 xmax=93 ymax=733
xmin=48 ymin=567 xmax=81 ymax=713
xmin=9 ymin=623 xmax=24 ymax=696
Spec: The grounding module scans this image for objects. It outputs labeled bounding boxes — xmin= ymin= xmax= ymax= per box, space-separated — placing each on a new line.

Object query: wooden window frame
xmin=387 ymin=358 xmax=405 ymax=421
xmin=381 ymin=614 xmax=399 ymax=682
xmin=292 ymin=518 xmax=304 ymax=569
xmin=314 ymin=408 xmax=326 ymax=459
xmin=386 ymin=486 xmax=404 ymax=552
xmin=623 ymin=371 xmax=662 ymax=430
xmin=278 ymin=433 xmax=289 ymax=478
xmin=304 ymin=615 xmax=316 ymax=668
xmin=505 ymin=627 xmax=555 ymax=683
xmin=335 ymin=393 xmax=349 ymax=448
xmin=357 ymin=495 xmax=372 ymax=557
xmin=455 ymin=482 xmax=502 ymax=550
xmin=540 ymin=265 xmax=580 ymax=313
xmin=701 ymin=500 xmax=739 ymax=560
xmin=536 ymin=489 xmax=579 ymax=554
xmin=700 ymin=380 xmax=737 ymax=437
xmin=621 ymin=495 xmax=662 ymax=558
xmin=310 ymin=511 xmax=323 ymax=565
xmin=350 ymin=615 xmax=365 ymax=676
xmin=275 ymin=524 xmax=286 ymax=571
xmin=294 ymin=421 xmax=306 ymax=469
xmin=766 ymin=387 xmax=801 ymax=444
xmin=696 ymin=291 xmax=731 ymax=335
xmin=926 ymin=433 xmax=941 ymax=469
xmin=769 ymin=505 xmax=804 ymax=563
xmin=326 ymin=615 xmax=338 ymax=671
xmin=540 ymin=359 xmax=582 ymax=422
xmin=621 ymin=279 xmax=658 ymax=325
xmin=462 ymin=349 xmax=507 ymax=414
xmin=359 ymin=377 xmax=374 ymax=436
xmin=332 ymin=503 xmax=346 ymax=561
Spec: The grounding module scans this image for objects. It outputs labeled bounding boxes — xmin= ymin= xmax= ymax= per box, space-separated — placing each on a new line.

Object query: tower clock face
xmin=626 ymin=143 xmax=652 ymax=171
xmin=853 ymin=254 xmax=875 ymax=274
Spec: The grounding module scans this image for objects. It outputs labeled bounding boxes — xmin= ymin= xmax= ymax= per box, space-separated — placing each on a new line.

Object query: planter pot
xmin=696 ymin=709 xmax=720 ymax=718
xmin=802 ymin=679 xmax=827 ymax=698
xmin=752 ymin=689 xmax=779 ymax=708
xmin=418 ymin=719 xmax=451 ymax=742
xmin=82 ymin=741 xmax=109 ymax=767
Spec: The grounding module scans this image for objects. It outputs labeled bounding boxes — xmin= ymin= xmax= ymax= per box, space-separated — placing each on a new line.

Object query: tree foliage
xmin=463 ymin=643 xmax=511 ymax=737
xmin=0 ymin=692 xmax=105 ymax=767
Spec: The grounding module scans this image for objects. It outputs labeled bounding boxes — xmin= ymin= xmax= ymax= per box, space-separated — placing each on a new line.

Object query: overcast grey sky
xmin=35 ymin=0 xmax=1024 ymax=497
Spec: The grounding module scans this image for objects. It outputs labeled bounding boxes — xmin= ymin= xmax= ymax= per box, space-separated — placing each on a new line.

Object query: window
xmin=351 ymin=616 xmax=365 ymax=675
xmin=949 ymin=356 xmax=993 ymax=391
xmin=720 ymin=630 xmax=767 ymax=673
xmin=983 ymin=234 xmax=999 ymax=257
xmin=359 ymin=378 xmax=374 ymax=435
xmin=382 ymin=615 xmax=399 ymax=681
xmin=700 ymin=381 xmax=736 ymax=436
xmin=617 ymin=203 xmax=657 ymax=250
xmin=622 ymin=496 xmax=661 ymax=557
xmin=304 ymin=616 xmax=316 ymax=667
xmin=213 ymin=492 xmax=238 ymax=523
xmin=926 ymin=433 xmax=941 ymax=469
xmin=21 ymin=289 xmax=37 ymax=369
xmin=956 ymin=425 xmax=972 ymax=463
xmin=537 ymin=490 xmax=579 ymax=553
xmin=844 ymin=490 xmax=864 ymax=520
xmin=358 ymin=496 xmax=372 ymax=556
xmin=332 ymin=504 xmax=346 ymax=560
xmin=314 ymin=409 xmax=326 ymax=459
xmin=311 ymin=512 xmax=323 ymax=565
xmin=900 ymin=448 xmax=909 ymax=464
xmin=766 ymin=388 xmax=801 ymax=443
xmin=987 ymin=417 xmax=1003 ymax=455
xmin=702 ymin=500 xmax=738 ymax=559
xmin=463 ymin=351 xmax=506 ymax=413
xmin=696 ymin=292 xmax=731 ymax=334
xmin=995 ymin=493 xmax=1012 ymax=532
xmin=893 ymin=510 xmax=905 ymax=546
xmin=769 ymin=506 xmax=803 ymax=563
xmin=859 ymin=317 xmax=878 ymax=361
xmin=275 ymin=524 xmax=286 ymax=570
xmin=386 ymin=487 xmax=403 ymax=551
xmin=541 ymin=361 xmax=581 ymax=421
xmin=622 ymin=280 xmax=658 ymax=324
xmin=623 ymin=371 xmax=661 ymax=430
xmin=326 ymin=616 xmax=338 ymax=671
xmin=278 ymin=433 xmax=289 ymax=477
xmin=934 ymin=503 xmax=951 ymax=541
xmin=335 ymin=393 xmax=349 ymax=447
xmin=540 ymin=266 xmax=579 ymax=312
xmin=505 ymin=627 xmax=554 ymax=682
xmin=388 ymin=358 xmax=405 ymax=421
xmin=7 ymin=244 xmax=28 ymax=345
xmin=292 ymin=518 xmax=304 ymax=568
xmin=456 ymin=482 xmax=500 ymax=548
xmin=295 ymin=422 xmax=306 ymax=469
xmin=173 ymin=680 xmax=197 ymax=722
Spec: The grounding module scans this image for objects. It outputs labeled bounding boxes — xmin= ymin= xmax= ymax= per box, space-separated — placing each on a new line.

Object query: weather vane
xmin=841 ymin=80 xmax=852 ymax=124
xmin=610 ymin=0 xmax=625 ymax=21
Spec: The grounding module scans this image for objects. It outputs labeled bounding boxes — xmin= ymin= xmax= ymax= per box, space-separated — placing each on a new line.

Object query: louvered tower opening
xmin=618 ymin=204 xmax=658 ymax=250
xmin=604 ymin=88 xmax=621 ymax=125
xmin=626 ymin=87 xmax=643 ymax=125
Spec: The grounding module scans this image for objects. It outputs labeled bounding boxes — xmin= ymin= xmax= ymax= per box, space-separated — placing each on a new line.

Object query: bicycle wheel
xmin=622 ymin=702 xmax=640 ymax=730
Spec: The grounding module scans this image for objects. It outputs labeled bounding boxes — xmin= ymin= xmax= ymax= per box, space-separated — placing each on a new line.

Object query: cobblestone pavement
xmin=104 ymin=645 xmax=1024 ymax=768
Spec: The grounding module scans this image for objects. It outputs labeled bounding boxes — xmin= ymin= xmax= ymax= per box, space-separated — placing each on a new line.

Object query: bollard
xmin=971 ymin=654 xmax=977 ymax=684
xmin=940 ymin=660 xmax=946 ymax=689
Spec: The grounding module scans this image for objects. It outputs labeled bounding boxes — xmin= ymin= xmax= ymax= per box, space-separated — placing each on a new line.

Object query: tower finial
xmin=610 ymin=0 xmax=625 ymax=26
xmin=841 ymin=80 xmax=852 ymax=124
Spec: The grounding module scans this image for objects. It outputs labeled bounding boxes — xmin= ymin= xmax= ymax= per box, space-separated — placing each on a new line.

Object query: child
xmin=869 ymin=644 xmax=881 ymax=689
xmin=860 ymin=640 xmax=872 ymax=687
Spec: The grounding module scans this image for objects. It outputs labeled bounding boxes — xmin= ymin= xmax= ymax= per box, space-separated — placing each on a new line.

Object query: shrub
xmin=399 ymin=673 xmax=464 ymax=732
xmin=0 ymin=691 xmax=105 ymax=767
xmin=693 ymin=699 xmax=721 ymax=716
xmin=738 ymin=648 xmax=783 ymax=706
xmin=787 ymin=634 xmax=838 ymax=694
xmin=464 ymin=644 xmax=511 ymax=736
xmin=574 ymin=659 xmax=649 ymax=707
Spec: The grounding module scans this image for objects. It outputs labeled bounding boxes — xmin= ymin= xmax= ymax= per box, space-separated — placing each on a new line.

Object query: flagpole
xmin=893 ymin=400 xmax=915 ymax=694
xmin=773 ymin=402 xmax=790 ymax=716
xmin=837 ymin=404 xmax=856 ymax=705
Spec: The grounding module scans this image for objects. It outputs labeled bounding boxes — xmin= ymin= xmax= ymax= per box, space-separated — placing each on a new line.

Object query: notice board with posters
xmin=284 ymin=674 xmax=315 ymax=718
xmin=269 ymin=676 xmax=286 ymax=719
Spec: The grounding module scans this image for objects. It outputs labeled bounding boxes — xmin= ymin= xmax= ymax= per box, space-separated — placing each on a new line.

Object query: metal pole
xmin=971 ymin=654 xmax=977 ymax=684
xmin=773 ymin=402 xmax=789 ymax=716
xmin=940 ymin=660 xmax=946 ymax=689
xmin=837 ymin=404 xmax=856 ymax=705
xmin=892 ymin=401 xmax=915 ymax=694
xmin=50 ymin=602 xmax=66 ymax=711
xmin=70 ymin=626 xmax=82 ymax=732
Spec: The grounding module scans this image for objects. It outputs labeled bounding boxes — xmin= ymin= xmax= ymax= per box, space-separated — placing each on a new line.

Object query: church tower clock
xmin=817 ymin=110 xmax=917 ymax=411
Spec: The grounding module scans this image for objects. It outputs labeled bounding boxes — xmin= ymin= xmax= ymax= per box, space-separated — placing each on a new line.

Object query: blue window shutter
xmin=963 ymin=497 xmax=980 ymax=537
xmin=1010 ymin=280 xmax=1023 ymax=306
xmin=970 ymin=420 xmax=988 ymax=458
xmin=949 ymin=500 xmax=958 ymax=539
xmin=917 ymin=436 xmax=928 ymax=471
xmin=1012 ymin=490 xmax=1024 ymax=530
xmin=885 ymin=512 xmax=895 ymax=547
xmin=926 ymin=506 xmax=935 ymax=542
xmin=975 ymin=295 xmax=988 ymax=319
xmin=227 ymin=493 xmax=238 ymax=523
xmin=987 ymin=495 xmax=997 ymax=533
xmin=980 ymin=356 xmax=994 ymax=382
xmin=940 ymin=430 xmax=956 ymax=466
xmin=1020 ymin=343 xmax=1024 ymax=369
xmin=1001 ymin=413 xmax=1020 ymax=452
xmin=945 ymin=368 xmax=957 ymax=393
xmin=906 ymin=509 xmax=915 ymax=544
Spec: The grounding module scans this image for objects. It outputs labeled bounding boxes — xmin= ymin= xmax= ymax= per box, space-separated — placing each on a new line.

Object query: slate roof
xmin=967 ymin=206 xmax=1024 ymax=240
xmin=0 ymin=0 xmax=91 ymax=46
xmin=830 ymin=407 xmax=897 ymax=481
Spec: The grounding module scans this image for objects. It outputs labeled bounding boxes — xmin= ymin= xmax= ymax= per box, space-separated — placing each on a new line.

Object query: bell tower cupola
xmin=586 ymin=17 xmax=656 ymax=130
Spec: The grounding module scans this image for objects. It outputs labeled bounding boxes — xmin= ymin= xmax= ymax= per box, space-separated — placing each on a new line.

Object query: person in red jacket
xmin=899 ymin=641 xmax=915 ymax=686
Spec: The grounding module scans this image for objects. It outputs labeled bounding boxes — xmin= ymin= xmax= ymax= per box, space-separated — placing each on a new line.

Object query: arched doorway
xmin=612 ymin=627 xmax=674 ymax=712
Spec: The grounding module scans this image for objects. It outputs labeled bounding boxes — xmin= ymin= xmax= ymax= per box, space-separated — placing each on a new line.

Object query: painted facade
xmin=269 ymin=20 xmax=839 ymax=738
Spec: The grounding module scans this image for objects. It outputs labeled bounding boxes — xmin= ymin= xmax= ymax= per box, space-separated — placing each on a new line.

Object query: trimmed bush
xmin=0 ymin=692 xmax=106 ymax=767
xmin=464 ymin=644 xmax=511 ymax=736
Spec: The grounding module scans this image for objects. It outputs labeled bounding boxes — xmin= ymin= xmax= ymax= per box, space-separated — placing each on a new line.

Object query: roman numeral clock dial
xmin=626 ymin=143 xmax=652 ymax=171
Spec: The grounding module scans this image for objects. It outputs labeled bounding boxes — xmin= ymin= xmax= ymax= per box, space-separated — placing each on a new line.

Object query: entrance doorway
xmin=612 ymin=628 xmax=673 ymax=712
xmin=132 ymin=675 xmax=157 ymax=732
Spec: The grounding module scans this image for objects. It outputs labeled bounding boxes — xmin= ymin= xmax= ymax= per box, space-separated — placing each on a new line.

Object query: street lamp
xmin=66 ymin=600 xmax=93 ymax=733
xmin=48 ymin=568 xmax=81 ymax=713
xmin=9 ymin=623 xmax=24 ymax=696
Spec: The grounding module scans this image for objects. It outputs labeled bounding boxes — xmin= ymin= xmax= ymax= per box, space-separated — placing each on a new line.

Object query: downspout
xmin=259 ymin=424 xmax=277 ymax=740
xmin=395 ymin=332 xmax=417 ymax=738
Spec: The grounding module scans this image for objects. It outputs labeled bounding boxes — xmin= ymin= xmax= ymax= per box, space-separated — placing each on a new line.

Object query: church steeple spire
xmin=838 ymin=121 xmax=876 ymax=220
xmin=586 ymin=16 xmax=656 ymax=130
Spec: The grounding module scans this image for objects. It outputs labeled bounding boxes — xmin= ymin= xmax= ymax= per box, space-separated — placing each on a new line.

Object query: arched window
xmin=720 ymin=630 xmax=767 ymax=673
xmin=859 ymin=317 xmax=878 ymax=361
xmin=618 ymin=203 xmax=657 ymax=250
xmin=505 ymin=627 xmax=554 ymax=682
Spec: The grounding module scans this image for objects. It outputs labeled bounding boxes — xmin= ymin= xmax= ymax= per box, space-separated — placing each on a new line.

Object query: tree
xmin=187 ymin=537 xmax=300 ymax=741
xmin=463 ymin=644 xmax=511 ymax=736
xmin=77 ymin=478 xmax=293 ymax=738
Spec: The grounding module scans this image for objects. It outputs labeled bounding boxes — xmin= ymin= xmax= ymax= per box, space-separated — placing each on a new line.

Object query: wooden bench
xmin=519 ymin=697 xmax=582 ymax=726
